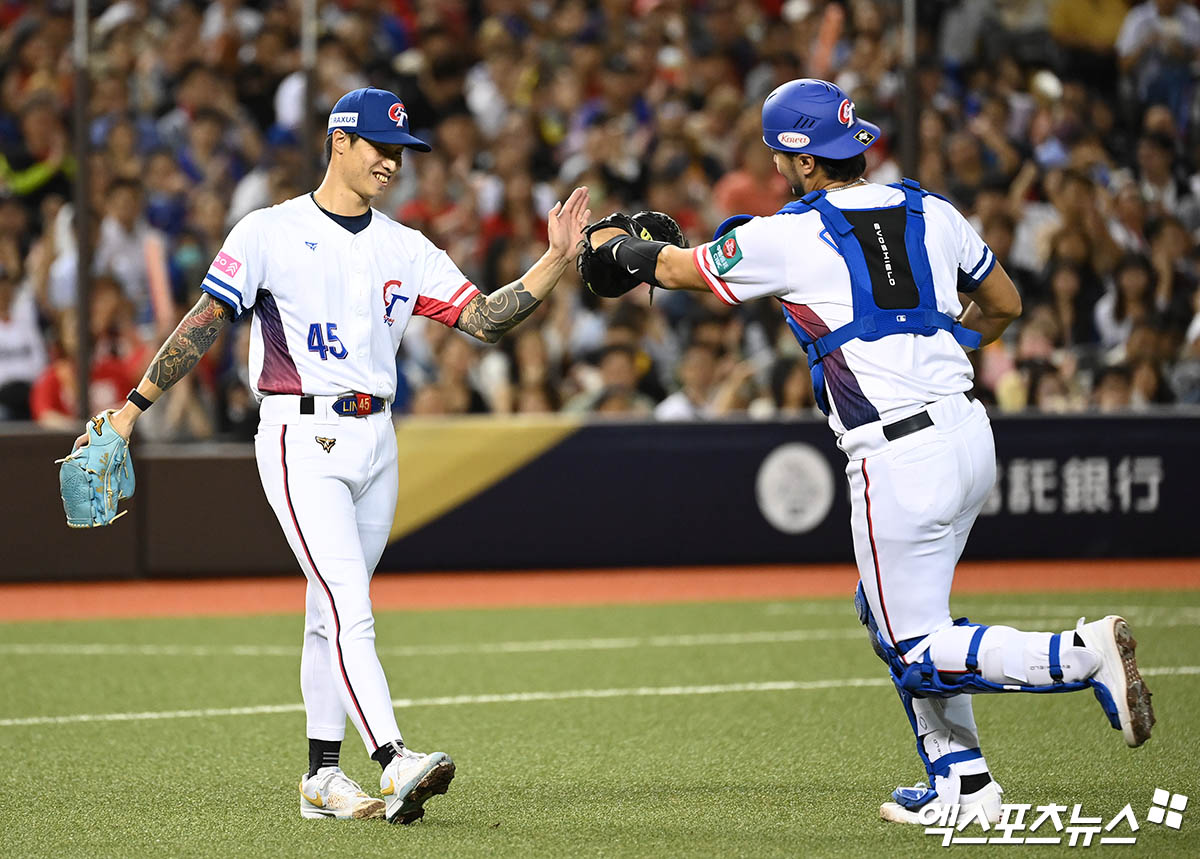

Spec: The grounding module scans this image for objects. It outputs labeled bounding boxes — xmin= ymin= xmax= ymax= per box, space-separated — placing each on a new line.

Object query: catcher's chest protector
xmin=778 ymin=178 xmax=981 ymax=415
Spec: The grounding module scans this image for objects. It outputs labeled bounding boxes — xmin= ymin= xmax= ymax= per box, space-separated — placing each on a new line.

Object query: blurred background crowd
xmin=1 ymin=0 xmax=1199 ymax=440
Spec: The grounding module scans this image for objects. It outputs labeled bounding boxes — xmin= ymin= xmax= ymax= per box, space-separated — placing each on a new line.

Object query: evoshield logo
xmin=873 ymin=222 xmax=896 ymax=287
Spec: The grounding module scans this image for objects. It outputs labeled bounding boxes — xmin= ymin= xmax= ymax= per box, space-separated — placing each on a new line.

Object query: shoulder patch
xmin=710 ymin=230 xmax=744 ymax=275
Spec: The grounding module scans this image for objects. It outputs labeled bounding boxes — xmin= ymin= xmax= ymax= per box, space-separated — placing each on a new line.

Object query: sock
xmin=308 ymin=738 xmax=341 ymax=778
xmin=960 ymin=772 xmax=993 ymax=795
xmin=371 ymin=739 xmax=405 ymax=770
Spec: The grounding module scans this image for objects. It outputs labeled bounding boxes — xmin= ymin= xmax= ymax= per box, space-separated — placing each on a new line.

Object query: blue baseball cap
xmin=327 ymin=87 xmax=431 ymax=152
xmin=761 ymin=79 xmax=879 ymax=160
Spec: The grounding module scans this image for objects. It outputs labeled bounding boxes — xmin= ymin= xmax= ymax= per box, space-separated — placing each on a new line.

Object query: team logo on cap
xmin=837 ymin=98 xmax=855 ymax=126
xmin=388 ymin=102 xmax=408 ymax=128
xmin=776 ymin=131 xmax=810 ymax=149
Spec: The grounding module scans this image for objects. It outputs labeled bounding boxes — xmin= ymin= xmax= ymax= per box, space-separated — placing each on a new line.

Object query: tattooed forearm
xmin=455 ymin=281 xmax=541 ymax=343
xmin=145 ymin=293 xmax=232 ymax=391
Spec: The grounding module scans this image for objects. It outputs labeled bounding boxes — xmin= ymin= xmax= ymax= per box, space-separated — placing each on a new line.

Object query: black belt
xmin=882 ymin=409 xmax=933 ymax=441
xmin=299 ymin=394 xmax=388 ymax=417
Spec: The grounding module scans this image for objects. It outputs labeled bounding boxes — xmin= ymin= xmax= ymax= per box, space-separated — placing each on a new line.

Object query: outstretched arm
xmin=74 ymin=292 xmax=234 ymax=446
xmin=586 ymin=226 xmax=708 ymax=291
xmin=457 ymin=186 xmax=590 ymax=343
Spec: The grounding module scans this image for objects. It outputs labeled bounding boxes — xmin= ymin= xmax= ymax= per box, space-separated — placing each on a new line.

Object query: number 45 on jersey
xmin=308 ymin=323 xmax=349 ymax=360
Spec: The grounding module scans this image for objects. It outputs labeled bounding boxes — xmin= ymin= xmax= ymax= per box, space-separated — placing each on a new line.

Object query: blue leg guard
xmin=853 ymin=583 xmax=1096 ymax=698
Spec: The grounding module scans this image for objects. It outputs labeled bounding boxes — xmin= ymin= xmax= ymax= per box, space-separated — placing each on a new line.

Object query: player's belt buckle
xmin=332 ymin=393 xmax=377 ymax=417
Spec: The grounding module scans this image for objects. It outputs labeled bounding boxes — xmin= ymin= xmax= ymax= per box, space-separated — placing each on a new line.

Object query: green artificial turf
xmin=0 ymin=590 xmax=1196 ymax=857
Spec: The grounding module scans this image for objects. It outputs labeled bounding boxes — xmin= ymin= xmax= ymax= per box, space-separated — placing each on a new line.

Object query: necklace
xmin=824 ymin=178 xmax=867 ymax=194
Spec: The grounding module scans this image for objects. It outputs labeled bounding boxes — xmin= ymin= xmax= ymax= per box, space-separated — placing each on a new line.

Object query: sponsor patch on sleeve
xmin=212 ymin=248 xmax=242 ymax=278
xmin=211 ymin=250 xmax=242 ymax=278
xmin=709 ymin=231 xmax=744 ymax=275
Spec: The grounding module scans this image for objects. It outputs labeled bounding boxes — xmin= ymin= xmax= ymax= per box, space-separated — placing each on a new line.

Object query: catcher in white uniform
xmin=69 ymin=87 xmax=591 ymax=824
xmin=581 ymin=79 xmax=1154 ymax=824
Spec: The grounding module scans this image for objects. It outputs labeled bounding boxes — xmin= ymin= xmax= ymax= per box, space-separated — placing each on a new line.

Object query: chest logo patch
xmin=710 ymin=231 xmax=743 ymax=275
xmin=382 ymin=279 xmax=409 ymax=326
xmin=305 ymin=241 xmax=317 ymax=251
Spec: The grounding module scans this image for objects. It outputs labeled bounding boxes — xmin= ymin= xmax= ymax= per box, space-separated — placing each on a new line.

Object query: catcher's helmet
xmin=761 ymin=79 xmax=880 ymax=159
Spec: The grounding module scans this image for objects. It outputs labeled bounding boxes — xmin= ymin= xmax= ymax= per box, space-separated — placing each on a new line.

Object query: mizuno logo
xmin=315 ymin=436 xmax=336 ymax=453
xmin=299 ymin=783 xmax=325 ymax=808
xmin=305 ymin=242 xmax=317 ymax=251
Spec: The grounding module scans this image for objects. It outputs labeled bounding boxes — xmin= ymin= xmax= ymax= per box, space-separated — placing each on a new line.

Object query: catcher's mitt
xmin=577 ymin=211 xmax=688 ymax=298
xmin=56 ymin=410 xmax=136 ymax=528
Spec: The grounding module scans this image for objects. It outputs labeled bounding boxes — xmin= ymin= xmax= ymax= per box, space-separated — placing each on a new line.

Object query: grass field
xmin=1 ymin=589 xmax=1197 ymax=857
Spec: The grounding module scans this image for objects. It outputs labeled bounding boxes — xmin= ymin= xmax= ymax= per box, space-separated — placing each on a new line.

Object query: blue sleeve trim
xmin=967 ymin=247 xmax=992 ymax=278
xmin=203 ymin=274 xmax=243 ymax=306
xmin=200 ymin=282 xmax=243 ymax=319
xmin=957 ymin=249 xmax=996 ymax=294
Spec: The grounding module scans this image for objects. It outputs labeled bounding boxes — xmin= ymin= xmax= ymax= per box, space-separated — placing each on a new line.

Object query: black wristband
xmin=127 ymin=388 xmax=153 ymax=411
xmin=601 ymin=235 xmax=668 ymax=286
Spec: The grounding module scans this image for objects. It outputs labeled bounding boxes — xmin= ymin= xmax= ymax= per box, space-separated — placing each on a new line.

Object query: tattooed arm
xmin=94 ymin=293 xmax=234 ymax=442
xmin=455 ymin=186 xmax=591 ymax=343
xmin=455 ymin=281 xmax=543 ymax=343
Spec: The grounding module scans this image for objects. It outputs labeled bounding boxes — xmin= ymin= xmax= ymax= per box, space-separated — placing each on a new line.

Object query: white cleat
xmin=1075 ymin=615 xmax=1155 ymax=747
xmin=380 ymin=748 xmax=456 ymax=824
xmin=881 ymin=781 xmax=1003 ymax=826
xmin=299 ymin=766 xmax=386 ymax=820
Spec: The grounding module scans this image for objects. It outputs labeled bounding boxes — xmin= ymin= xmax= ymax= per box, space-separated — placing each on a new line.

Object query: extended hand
xmin=547 ymin=186 xmax=591 ymax=262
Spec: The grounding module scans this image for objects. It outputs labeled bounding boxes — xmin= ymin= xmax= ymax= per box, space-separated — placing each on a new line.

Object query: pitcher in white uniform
xmin=585 ymin=78 xmax=1154 ymax=825
xmin=74 ymin=86 xmax=591 ymax=825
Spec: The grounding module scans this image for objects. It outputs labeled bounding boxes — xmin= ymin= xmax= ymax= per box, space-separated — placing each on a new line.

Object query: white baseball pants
xmin=255 ymin=395 xmax=402 ymax=753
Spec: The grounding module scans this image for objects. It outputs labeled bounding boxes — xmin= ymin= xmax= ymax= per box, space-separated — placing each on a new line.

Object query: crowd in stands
xmin=1 ymin=0 xmax=1199 ymax=440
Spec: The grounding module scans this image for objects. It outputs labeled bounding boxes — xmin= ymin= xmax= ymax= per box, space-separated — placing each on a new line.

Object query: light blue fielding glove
xmin=56 ymin=410 xmax=136 ymax=528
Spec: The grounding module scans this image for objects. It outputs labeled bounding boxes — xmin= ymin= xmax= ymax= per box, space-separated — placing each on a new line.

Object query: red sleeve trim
xmin=414 ymin=284 xmax=481 ymax=327
xmin=692 ymin=246 xmax=738 ymax=305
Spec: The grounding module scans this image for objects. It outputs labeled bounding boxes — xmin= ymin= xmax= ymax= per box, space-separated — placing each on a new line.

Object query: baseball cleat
xmin=880 ymin=781 xmax=1003 ymax=825
xmin=299 ymin=766 xmax=386 ymax=820
xmin=380 ymin=748 xmax=455 ymax=824
xmin=1076 ymin=615 xmax=1155 ymax=747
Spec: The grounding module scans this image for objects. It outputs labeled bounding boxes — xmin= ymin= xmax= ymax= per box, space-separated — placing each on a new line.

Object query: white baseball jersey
xmin=692 ymin=183 xmax=995 ymax=435
xmin=200 ymin=194 xmax=480 ymax=401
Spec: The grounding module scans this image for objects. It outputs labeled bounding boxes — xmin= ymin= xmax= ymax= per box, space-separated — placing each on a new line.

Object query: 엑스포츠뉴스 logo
xmin=388 ymin=102 xmax=408 ymax=127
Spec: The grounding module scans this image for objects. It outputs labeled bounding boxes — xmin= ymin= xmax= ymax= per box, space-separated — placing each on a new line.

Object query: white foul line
xmin=5 ymin=612 xmax=1198 ymax=659
xmin=0 ymin=666 xmax=1195 ymax=729
xmin=0 ymin=628 xmax=865 ymax=659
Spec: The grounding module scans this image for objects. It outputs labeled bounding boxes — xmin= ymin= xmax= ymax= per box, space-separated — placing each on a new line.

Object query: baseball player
xmin=582 ymin=79 xmax=1154 ymax=824
xmin=71 ymin=87 xmax=591 ymax=824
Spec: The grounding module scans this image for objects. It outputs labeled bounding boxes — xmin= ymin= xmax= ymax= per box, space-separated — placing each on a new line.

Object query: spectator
xmin=1091 ymin=363 xmax=1134 ymax=411
xmin=1117 ymin=0 xmax=1200 ymax=131
xmin=655 ymin=342 xmax=720 ymax=421
xmin=564 ymin=344 xmax=655 ymax=414
xmin=30 ymin=303 xmax=134 ymax=430
xmin=1094 ymin=254 xmax=1159 ymax=349
xmin=0 ymin=259 xmax=44 ymax=420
